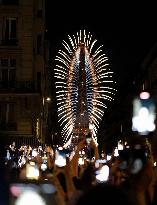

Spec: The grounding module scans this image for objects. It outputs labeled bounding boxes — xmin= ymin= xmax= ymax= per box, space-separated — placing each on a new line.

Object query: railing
xmin=0 ymin=122 xmax=17 ymax=131
xmin=1 ymin=39 xmax=18 ymax=46
xmin=6 ymin=136 xmax=42 ymax=148
xmin=0 ymin=81 xmax=38 ymax=93
xmin=0 ymin=0 xmax=19 ymax=5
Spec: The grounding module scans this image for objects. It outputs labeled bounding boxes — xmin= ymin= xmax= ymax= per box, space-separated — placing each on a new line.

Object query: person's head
xmin=75 ymin=183 xmax=133 ymax=205
xmin=79 ymin=163 xmax=95 ymax=188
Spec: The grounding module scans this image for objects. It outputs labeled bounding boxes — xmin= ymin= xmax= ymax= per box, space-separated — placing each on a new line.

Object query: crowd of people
xmin=1 ymin=134 xmax=157 ymax=205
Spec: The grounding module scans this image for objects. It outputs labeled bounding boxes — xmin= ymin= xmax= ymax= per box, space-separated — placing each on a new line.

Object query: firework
xmin=54 ymin=30 xmax=116 ymax=145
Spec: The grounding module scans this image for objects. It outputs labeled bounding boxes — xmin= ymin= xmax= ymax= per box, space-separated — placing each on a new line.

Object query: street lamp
xmin=46 ymin=97 xmax=51 ymax=102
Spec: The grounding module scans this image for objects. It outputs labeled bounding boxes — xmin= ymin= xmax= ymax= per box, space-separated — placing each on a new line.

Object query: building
xmin=0 ymin=0 xmax=50 ymax=146
xmin=140 ymin=41 xmax=157 ymax=160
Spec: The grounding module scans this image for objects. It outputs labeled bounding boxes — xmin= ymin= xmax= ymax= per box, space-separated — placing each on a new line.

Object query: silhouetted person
xmin=75 ymin=183 xmax=133 ymax=205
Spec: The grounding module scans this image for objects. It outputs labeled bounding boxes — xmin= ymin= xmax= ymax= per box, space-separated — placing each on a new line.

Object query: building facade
xmin=0 ymin=0 xmax=49 ymax=146
xmin=140 ymin=41 xmax=157 ymax=160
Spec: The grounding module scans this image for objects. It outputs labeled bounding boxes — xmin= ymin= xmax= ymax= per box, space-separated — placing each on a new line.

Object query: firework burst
xmin=54 ymin=30 xmax=117 ymax=145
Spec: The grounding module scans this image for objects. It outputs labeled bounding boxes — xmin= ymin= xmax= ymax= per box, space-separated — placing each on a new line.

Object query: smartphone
xmin=9 ymin=181 xmax=57 ymax=205
xmin=41 ymin=163 xmax=47 ymax=172
xmin=118 ymin=149 xmax=131 ymax=170
xmin=54 ymin=149 xmax=66 ymax=167
xmin=26 ymin=161 xmax=40 ymax=180
xmin=106 ymin=154 xmax=112 ymax=161
xmin=41 ymin=153 xmax=48 ymax=172
xmin=132 ymin=91 xmax=156 ymax=135
xmin=130 ymin=144 xmax=147 ymax=174
xmin=86 ymin=133 xmax=92 ymax=144
xmin=95 ymin=164 xmax=109 ymax=183
xmin=32 ymin=149 xmax=38 ymax=157
xmin=119 ymin=148 xmax=131 ymax=161
xmin=78 ymin=157 xmax=84 ymax=165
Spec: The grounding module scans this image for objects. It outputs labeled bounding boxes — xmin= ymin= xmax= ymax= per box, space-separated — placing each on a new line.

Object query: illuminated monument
xmin=54 ymin=30 xmax=116 ymax=146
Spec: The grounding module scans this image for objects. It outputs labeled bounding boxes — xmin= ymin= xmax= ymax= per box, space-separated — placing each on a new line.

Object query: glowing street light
xmin=46 ymin=97 xmax=51 ymax=102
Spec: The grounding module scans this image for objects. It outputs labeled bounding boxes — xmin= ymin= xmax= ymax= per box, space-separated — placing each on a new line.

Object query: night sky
xmin=45 ymin=2 xmax=157 ymax=145
xmin=46 ymin=2 xmax=157 ymax=98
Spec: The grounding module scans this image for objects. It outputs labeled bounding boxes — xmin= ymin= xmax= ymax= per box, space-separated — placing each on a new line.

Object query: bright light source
xmin=58 ymin=146 xmax=63 ymax=150
xmin=132 ymin=94 xmax=156 ymax=135
xmin=54 ymin=30 xmax=116 ymax=146
xmin=46 ymin=97 xmax=51 ymax=102
xmin=114 ymin=147 xmax=119 ymax=157
xmin=95 ymin=165 xmax=109 ymax=182
xmin=55 ymin=155 xmax=66 ymax=167
xmin=15 ymin=190 xmax=46 ymax=205
xmin=41 ymin=163 xmax=47 ymax=171
xmin=106 ymin=155 xmax=111 ymax=161
xmin=26 ymin=163 xmax=39 ymax=180
xmin=118 ymin=141 xmax=123 ymax=150
xmin=89 ymin=123 xmax=93 ymax=129
xmin=78 ymin=157 xmax=84 ymax=165
xmin=140 ymin=91 xmax=150 ymax=99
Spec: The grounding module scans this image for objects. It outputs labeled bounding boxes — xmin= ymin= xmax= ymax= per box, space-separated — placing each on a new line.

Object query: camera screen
xmin=86 ymin=133 xmax=92 ymax=144
xmin=55 ymin=149 xmax=66 ymax=167
xmin=95 ymin=165 xmax=109 ymax=182
xmin=132 ymin=92 xmax=156 ymax=135
xmin=26 ymin=162 xmax=40 ymax=180
xmin=9 ymin=182 xmax=57 ymax=205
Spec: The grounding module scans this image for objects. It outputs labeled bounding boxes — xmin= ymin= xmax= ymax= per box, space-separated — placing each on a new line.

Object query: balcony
xmin=0 ymin=122 xmax=17 ymax=131
xmin=0 ymin=80 xmax=39 ymax=93
xmin=0 ymin=0 xmax=19 ymax=5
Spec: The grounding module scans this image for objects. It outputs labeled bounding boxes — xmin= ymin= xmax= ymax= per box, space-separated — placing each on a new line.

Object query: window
xmin=2 ymin=17 xmax=17 ymax=45
xmin=0 ymin=102 xmax=16 ymax=130
xmin=5 ymin=18 xmax=16 ymax=40
xmin=0 ymin=58 xmax=16 ymax=88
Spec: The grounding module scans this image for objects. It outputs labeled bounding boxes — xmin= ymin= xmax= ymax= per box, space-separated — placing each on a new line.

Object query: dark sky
xmin=46 ymin=2 xmax=157 ymax=96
